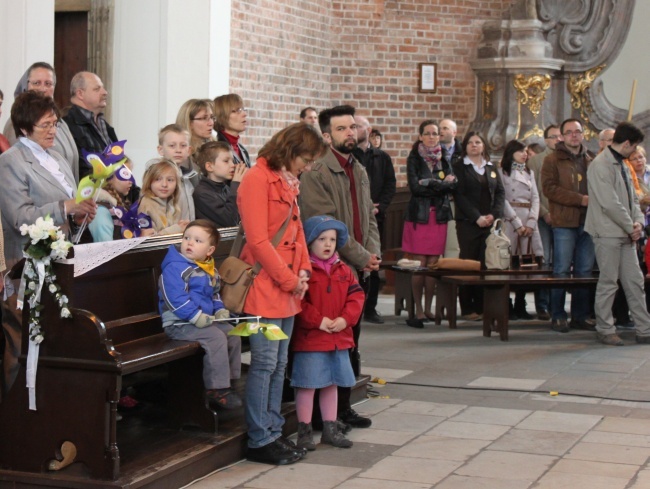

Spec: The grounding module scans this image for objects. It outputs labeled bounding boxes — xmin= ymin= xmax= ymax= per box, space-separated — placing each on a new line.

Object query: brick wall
xmin=229 ymin=0 xmax=332 ymax=155
xmin=230 ymin=0 xmax=515 ymax=184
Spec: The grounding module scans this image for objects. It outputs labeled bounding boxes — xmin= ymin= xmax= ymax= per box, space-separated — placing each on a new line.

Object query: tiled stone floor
xmin=186 ymin=294 xmax=650 ymax=488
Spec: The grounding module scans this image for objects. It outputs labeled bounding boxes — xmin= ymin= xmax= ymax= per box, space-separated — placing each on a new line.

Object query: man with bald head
xmin=598 ymin=128 xmax=615 ymax=153
xmin=352 ymin=114 xmax=396 ymax=324
xmin=439 ymin=119 xmax=463 ymax=166
xmin=63 ymin=71 xmax=118 ymax=179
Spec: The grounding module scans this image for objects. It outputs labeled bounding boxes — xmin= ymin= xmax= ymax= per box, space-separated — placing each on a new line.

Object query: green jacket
xmin=299 ymin=148 xmax=381 ymax=272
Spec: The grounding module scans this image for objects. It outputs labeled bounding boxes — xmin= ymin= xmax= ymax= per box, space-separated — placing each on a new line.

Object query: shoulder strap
xmin=230 ymin=202 xmax=295 ymax=276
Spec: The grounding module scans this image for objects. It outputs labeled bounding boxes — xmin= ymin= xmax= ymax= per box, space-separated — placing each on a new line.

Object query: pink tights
xmin=295 ymin=385 xmax=338 ymax=423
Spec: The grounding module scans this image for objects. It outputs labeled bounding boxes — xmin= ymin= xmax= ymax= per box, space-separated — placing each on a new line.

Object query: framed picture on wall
xmin=418 ymin=63 xmax=437 ymax=93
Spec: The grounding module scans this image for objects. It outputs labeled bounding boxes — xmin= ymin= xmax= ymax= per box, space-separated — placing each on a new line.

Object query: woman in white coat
xmin=498 ymin=140 xmax=544 ymax=320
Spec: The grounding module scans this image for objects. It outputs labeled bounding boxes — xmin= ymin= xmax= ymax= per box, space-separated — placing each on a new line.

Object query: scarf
xmin=311 ymin=252 xmax=339 ymax=276
xmin=195 ymin=256 xmax=216 ymax=277
xmin=625 ymin=160 xmax=643 ymax=196
xmin=418 ymin=143 xmax=442 ymax=172
xmin=220 ymin=131 xmax=242 ymax=158
xmin=280 ymin=168 xmax=301 ymax=194
xmin=512 ymin=162 xmax=527 ymax=173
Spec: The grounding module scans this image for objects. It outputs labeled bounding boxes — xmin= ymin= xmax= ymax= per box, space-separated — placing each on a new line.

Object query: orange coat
xmin=237 ymin=158 xmax=311 ymax=318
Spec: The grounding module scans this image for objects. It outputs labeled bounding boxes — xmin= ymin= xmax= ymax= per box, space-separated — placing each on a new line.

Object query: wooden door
xmin=54 ymin=11 xmax=88 ymax=111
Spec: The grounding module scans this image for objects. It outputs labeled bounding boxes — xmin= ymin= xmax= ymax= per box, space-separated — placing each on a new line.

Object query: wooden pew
xmin=0 ymin=230 xmax=260 ymax=488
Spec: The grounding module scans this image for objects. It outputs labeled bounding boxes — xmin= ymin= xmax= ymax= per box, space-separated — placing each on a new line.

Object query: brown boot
xmin=297 ymin=422 xmax=316 ymax=451
xmin=321 ymin=421 xmax=352 ymax=448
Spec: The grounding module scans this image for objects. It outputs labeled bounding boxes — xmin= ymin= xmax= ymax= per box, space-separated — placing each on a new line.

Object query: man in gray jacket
xmin=299 ymin=105 xmax=381 ymax=429
xmin=585 ymin=122 xmax=650 ymax=346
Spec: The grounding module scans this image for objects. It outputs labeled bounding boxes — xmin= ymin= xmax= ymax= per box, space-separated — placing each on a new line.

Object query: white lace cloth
xmin=65 ymin=237 xmax=149 ymax=277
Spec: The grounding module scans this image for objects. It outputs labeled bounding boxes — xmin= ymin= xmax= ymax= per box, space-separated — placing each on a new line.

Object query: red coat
xmin=237 ymin=158 xmax=311 ymax=318
xmin=292 ymin=259 xmax=365 ymax=352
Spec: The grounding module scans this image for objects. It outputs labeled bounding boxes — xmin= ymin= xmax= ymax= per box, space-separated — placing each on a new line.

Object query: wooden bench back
xmin=56 ymin=229 xmax=237 ymax=347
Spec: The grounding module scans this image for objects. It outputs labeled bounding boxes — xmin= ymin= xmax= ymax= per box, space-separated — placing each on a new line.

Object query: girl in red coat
xmin=291 ymin=216 xmax=365 ymax=451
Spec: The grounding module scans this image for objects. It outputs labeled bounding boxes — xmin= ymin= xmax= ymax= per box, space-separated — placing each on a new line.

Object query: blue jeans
xmin=245 ymin=316 xmax=294 ymax=448
xmin=534 ymin=218 xmax=553 ymax=312
xmin=550 ymin=226 xmax=595 ymax=321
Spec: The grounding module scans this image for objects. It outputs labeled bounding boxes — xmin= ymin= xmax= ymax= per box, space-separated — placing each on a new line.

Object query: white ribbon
xmin=27 ymin=341 xmax=39 ymax=410
xmin=18 ymin=257 xmax=46 ymax=411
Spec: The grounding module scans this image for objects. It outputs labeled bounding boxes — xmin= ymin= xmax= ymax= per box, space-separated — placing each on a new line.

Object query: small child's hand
xmin=329 ymin=317 xmax=347 ymax=333
xmin=214 ymin=308 xmax=230 ymax=320
xmin=232 ymin=163 xmax=248 ymax=182
xmin=193 ymin=313 xmax=214 ymax=328
xmin=319 ymin=317 xmax=333 ymax=333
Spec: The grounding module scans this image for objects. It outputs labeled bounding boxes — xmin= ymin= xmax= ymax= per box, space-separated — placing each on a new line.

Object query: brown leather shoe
xmin=597 ymin=333 xmax=624 ymax=346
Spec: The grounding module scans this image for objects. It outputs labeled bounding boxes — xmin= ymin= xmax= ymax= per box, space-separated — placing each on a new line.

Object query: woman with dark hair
xmin=453 ymin=131 xmax=505 ymax=320
xmin=214 ymin=93 xmax=251 ymax=167
xmin=498 ymin=139 xmax=543 ymax=319
xmin=237 ymin=122 xmax=327 ymax=466
xmin=402 ymin=120 xmax=457 ymax=328
xmin=0 ymin=91 xmax=96 ymax=396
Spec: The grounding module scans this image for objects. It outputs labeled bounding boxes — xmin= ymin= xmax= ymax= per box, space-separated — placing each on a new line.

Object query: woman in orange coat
xmin=237 ymin=122 xmax=327 ymax=466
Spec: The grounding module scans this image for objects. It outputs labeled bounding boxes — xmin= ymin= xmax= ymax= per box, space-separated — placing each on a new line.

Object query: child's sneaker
xmin=206 ymin=388 xmax=243 ymax=409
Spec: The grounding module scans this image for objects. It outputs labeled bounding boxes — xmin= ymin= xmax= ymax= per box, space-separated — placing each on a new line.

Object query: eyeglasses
xmin=192 ymin=115 xmax=216 ymax=122
xmin=422 ymin=132 xmax=439 ymax=137
xmin=28 ymin=80 xmax=55 ymax=89
xmin=563 ymin=130 xmax=583 ymax=137
xmin=300 ymin=156 xmax=315 ymax=166
xmin=231 ymin=107 xmax=247 ymax=114
xmin=34 ymin=120 xmax=59 ymax=131
xmin=629 ymin=156 xmax=647 ymax=162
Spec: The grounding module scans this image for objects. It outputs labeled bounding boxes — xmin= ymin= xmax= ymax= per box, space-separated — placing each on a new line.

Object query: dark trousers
xmin=456 ymin=221 xmax=489 ymax=315
xmin=364 ymin=220 xmax=383 ymax=315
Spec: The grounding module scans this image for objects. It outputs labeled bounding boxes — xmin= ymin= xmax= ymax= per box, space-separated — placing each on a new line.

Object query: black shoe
xmin=364 ymin=311 xmax=384 ymax=324
xmin=205 ymin=388 xmax=243 ymax=410
xmin=406 ymin=318 xmax=424 ymax=329
xmin=570 ymin=318 xmax=596 ymax=331
xmin=536 ymin=310 xmax=551 ymax=321
xmin=551 ymin=319 xmax=569 ymax=333
xmin=616 ymin=320 xmax=636 ymax=330
xmin=276 ymin=436 xmax=307 ymax=458
xmin=339 ymin=408 xmax=372 ymax=428
xmin=247 ymin=440 xmax=302 ymax=465
xmin=636 ymin=335 xmax=650 ymax=344
xmin=515 ymin=309 xmax=534 ymax=320
xmin=312 ymin=418 xmax=351 ymax=433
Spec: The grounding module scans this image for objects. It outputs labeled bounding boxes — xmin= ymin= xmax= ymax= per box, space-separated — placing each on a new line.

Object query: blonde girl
xmin=138 ymin=159 xmax=189 ymax=235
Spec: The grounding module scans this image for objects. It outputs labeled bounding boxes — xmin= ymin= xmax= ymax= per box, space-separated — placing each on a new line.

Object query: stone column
xmin=469 ymin=18 xmax=564 ymax=155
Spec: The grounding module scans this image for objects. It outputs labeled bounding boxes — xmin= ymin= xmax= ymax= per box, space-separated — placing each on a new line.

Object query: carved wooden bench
xmin=0 ymin=231 xmax=240 ymax=485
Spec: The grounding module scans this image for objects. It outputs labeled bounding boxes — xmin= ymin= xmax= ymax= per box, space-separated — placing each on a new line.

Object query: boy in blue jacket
xmin=158 ymin=219 xmax=242 ymax=409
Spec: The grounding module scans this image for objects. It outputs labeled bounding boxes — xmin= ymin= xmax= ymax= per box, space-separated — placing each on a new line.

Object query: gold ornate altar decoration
xmin=567 ymin=64 xmax=606 ymax=141
xmin=481 ymin=81 xmax=496 ymax=120
xmin=513 ymin=74 xmax=551 ymax=139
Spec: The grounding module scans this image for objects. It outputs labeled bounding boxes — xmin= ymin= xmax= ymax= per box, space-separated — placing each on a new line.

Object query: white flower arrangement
xmin=20 ymin=215 xmax=73 ymax=344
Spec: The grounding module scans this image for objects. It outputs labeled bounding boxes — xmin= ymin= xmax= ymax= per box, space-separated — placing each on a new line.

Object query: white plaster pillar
xmin=0 ymin=0 xmax=55 ymax=129
xmin=111 ymin=0 xmax=231 ymax=182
